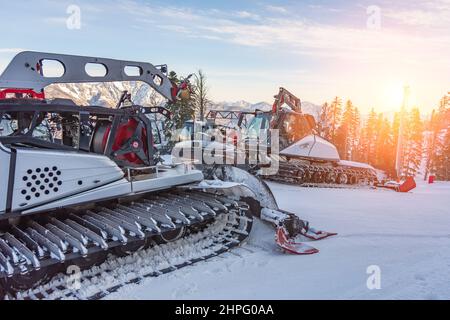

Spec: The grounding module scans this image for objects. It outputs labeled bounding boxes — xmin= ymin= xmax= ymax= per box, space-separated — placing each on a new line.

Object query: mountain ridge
xmin=45 ymin=82 xmax=323 ymax=119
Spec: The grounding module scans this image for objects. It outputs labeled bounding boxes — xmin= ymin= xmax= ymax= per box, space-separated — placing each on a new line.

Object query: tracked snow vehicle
xmin=0 ymin=52 xmax=335 ymax=299
xmin=251 ymin=88 xmax=416 ymax=191
xmin=243 ymin=88 xmax=379 ymax=187
xmin=177 ymin=92 xmax=378 ymax=188
xmin=194 ymin=90 xmax=415 ymax=191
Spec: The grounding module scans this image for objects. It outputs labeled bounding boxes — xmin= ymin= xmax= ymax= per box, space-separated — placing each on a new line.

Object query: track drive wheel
xmin=303 ymin=170 xmax=313 ymax=183
xmin=312 ymin=172 xmax=324 ymax=183
xmin=154 ymin=227 xmax=187 ymax=244
xmin=5 ymin=266 xmax=60 ymax=293
xmin=71 ymin=252 xmax=109 ymax=271
xmin=325 ymin=172 xmax=337 ymax=184
xmin=349 ymin=175 xmax=357 ymax=185
xmin=0 ymin=281 xmax=6 ymax=300
xmin=337 ymin=173 xmax=348 ymax=184
xmin=114 ymin=239 xmax=151 ymax=257
xmin=296 ymin=170 xmax=305 ymax=183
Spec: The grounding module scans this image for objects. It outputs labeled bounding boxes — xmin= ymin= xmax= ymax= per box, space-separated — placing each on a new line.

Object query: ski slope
xmin=108 ymin=181 xmax=450 ymax=300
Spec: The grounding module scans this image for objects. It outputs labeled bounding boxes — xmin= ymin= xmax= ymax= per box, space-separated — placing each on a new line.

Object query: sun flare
xmin=381 ymin=82 xmax=405 ymax=110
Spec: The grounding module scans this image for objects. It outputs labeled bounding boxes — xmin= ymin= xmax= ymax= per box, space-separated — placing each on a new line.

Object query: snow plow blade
xmin=378 ymin=177 xmax=417 ymax=193
xmin=274 ymin=213 xmax=337 ymax=254
xmin=397 ymin=177 xmax=417 ymax=193
xmin=276 ymin=227 xmax=319 ymax=255
xmin=199 ymin=166 xmax=337 ymax=255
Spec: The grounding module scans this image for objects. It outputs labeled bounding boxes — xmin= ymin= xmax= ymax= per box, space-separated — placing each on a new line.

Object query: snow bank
xmin=108 ymin=181 xmax=450 ymax=300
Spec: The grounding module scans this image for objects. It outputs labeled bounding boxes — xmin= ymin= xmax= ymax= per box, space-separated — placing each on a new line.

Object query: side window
xmin=261 ymin=116 xmax=270 ymax=130
xmin=32 ymin=119 xmax=53 ymax=142
xmin=151 ymin=121 xmax=161 ymax=145
xmin=179 ymin=122 xmax=193 ymax=142
xmin=248 ymin=116 xmax=263 ymax=137
xmin=0 ymin=115 xmax=15 ymax=136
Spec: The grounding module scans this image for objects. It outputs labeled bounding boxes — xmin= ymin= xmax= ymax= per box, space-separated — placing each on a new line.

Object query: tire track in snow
xmin=340 ymin=233 xmax=450 ymax=239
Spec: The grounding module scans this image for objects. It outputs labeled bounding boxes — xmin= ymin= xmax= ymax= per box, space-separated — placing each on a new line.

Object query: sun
xmin=380 ymin=81 xmax=418 ymax=111
xmin=381 ymin=82 xmax=405 ymax=110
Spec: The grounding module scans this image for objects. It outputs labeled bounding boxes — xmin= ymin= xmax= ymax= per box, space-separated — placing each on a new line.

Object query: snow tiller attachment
xmin=0 ymin=52 xmax=335 ymax=300
xmin=377 ymin=177 xmax=417 ymax=193
xmin=177 ymin=88 xmax=381 ymax=190
xmin=203 ymin=166 xmax=337 ymax=255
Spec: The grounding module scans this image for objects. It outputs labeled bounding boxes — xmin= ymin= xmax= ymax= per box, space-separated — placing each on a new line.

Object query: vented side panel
xmin=0 ymin=144 xmax=11 ymax=214
xmin=11 ymin=149 xmax=124 ymax=212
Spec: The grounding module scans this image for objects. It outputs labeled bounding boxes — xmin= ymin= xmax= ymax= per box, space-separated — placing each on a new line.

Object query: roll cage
xmin=0 ymin=52 xmax=181 ymax=167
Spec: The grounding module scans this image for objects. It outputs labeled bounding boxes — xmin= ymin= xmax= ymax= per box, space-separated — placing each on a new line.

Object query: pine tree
xmin=335 ymin=100 xmax=357 ymax=159
xmin=164 ymin=71 xmax=196 ymax=145
xmin=317 ymin=102 xmax=331 ymax=139
xmin=374 ymin=115 xmax=395 ymax=174
xmin=400 ymin=108 xmax=423 ymax=177
xmin=425 ymin=109 xmax=438 ymax=180
xmin=192 ymin=69 xmax=210 ymax=121
xmin=313 ymin=93 xmax=448 ymax=180
xmin=329 ymin=97 xmax=342 ymax=141
xmin=429 ymin=95 xmax=450 ymax=180
xmin=351 ymin=107 xmax=362 ymax=161
xmin=440 ymin=129 xmax=450 ymax=179
xmin=372 ymin=113 xmax=382 ymax=168
xmin=361 ymin=108 xmax=378 ymax=164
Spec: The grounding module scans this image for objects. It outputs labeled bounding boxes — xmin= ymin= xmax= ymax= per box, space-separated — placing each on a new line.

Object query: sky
xmin=0 ymin=0 xmax=449 ymax=114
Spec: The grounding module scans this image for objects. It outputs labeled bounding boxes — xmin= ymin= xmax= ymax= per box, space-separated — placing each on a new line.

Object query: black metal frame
xmin=0 ymin=101 xmax=172 ymax=167
xmin=0 ymin=52 xmax=176 ymax=103
xmin=5 ymin=148 xmax=17 ymax=213
xmin=206 ymin=110 xmax=257 ymax=128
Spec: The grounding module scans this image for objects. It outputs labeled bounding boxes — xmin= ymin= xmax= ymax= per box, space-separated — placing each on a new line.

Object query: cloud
xmin=43 ymin=17 xmax=67 ymax=26
xmin=385 ymin=9 xmax=450 ymax=27
xmin=384 ymin=0 xmax=450 ymax=27
xmin=112 ymin=0 xmax=447 ymax=65
xmin=67 ymin=0 xmax=450 ymax=107
xmin=158 ymin=25 xmax=192 ymax=34
xmin=0 ymin=49 xmax=27 ymax=73
xmin=0 ymin=0 xmax=447 ymax=110
xmin=265 ymin=5 xmax=288 ymax=14
xmin=234 ymin=11 xmax=260 ymax=20
xmin=0 ymin=48 xmax=25 ymax=54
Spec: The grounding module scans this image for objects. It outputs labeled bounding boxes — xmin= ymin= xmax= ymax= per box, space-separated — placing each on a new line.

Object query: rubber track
xmin=15 ymin=211 xmax=251 ymax=300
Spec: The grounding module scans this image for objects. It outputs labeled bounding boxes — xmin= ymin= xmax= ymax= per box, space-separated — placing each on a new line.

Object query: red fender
xmin=0 ymin=88 xmax=45 ymax=100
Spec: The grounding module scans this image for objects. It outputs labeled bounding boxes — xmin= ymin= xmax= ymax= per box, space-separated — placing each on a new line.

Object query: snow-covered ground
xmin=108 ymin=181 xmax=450 ymax=300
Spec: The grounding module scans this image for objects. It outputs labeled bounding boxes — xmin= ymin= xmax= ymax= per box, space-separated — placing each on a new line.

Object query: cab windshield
xmin=247 ymin=113 xmax=270 ymax=138
xmin=0 ymin=114 xmax=53 ymax=142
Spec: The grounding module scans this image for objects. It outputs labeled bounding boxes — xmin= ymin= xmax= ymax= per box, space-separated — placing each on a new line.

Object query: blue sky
xmin=0 ymin=0 xmax=449 ymax=113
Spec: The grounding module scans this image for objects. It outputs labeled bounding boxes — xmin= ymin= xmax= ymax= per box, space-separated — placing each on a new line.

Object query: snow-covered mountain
xmin=210 ymin=100 xmax=322 ymax=119
xmin=301 ymin=101 xmax=322 ymax=118
xmin=45 ymin=82 xmax=323 ymax=119
xmin=211 ymin=101 xmax=272 ymax=112
xmin=45 ymin=82 xmax=163 ymax=108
